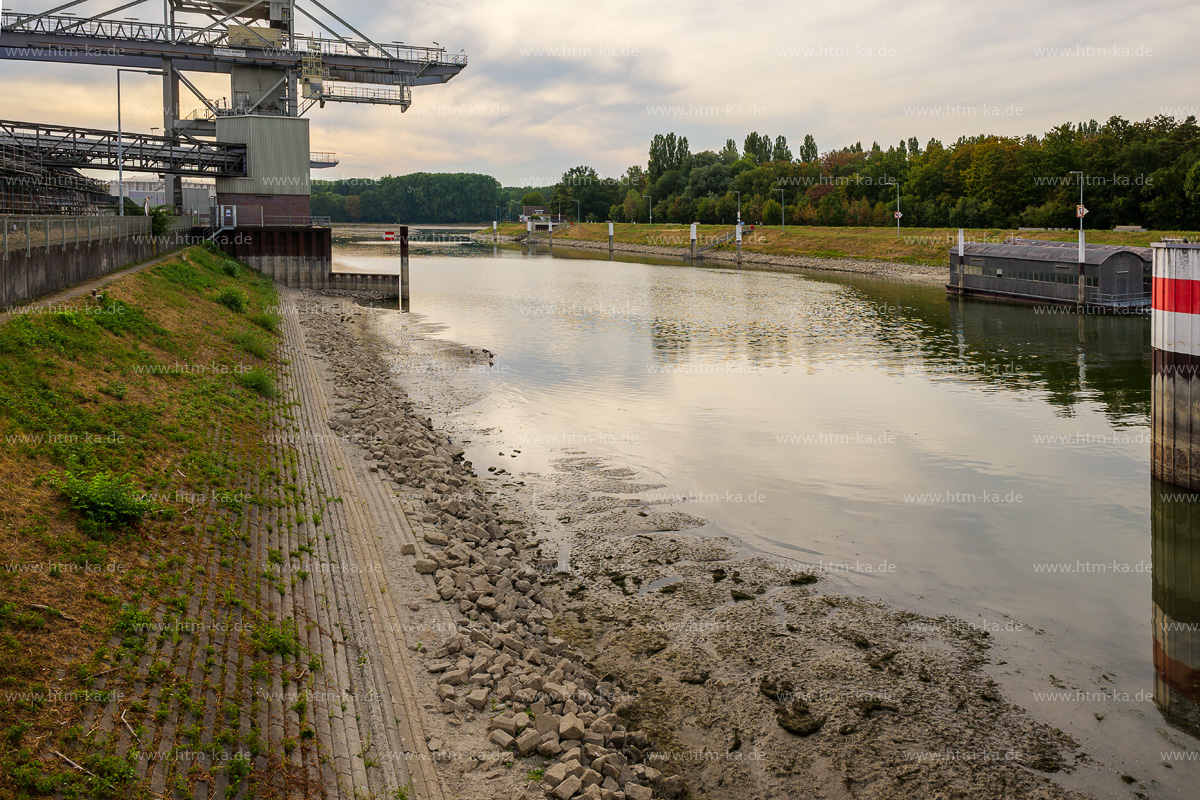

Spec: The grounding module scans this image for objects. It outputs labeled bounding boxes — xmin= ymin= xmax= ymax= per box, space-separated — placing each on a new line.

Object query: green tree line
xmin=549 ymin=118 xmax=1200 ymax=230
xmin=313 ymin=116 xmax=1200 ymax=229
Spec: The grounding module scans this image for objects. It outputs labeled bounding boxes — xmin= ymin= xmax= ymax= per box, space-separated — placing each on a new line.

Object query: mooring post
xmin=493 ymin=220 xmax=497 ymax=243
xmin=690 ymin=222 xmax=697 ymax=261
xmin=400 ymin=224 xmax=410 ymax=312
xmin=1151 ymin=241 xmax=1200 ymax=489
xmin=736 ymin=223 xmax=742 ymax=264
xmin=548 ymin=221 xmax=554 ymax=249
xmin=609 ymin=221 xmax=614 ymax=255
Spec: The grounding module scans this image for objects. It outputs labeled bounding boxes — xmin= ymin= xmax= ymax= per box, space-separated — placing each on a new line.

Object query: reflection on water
xmin=1153 ymin=483 xmax=1200 ymax=736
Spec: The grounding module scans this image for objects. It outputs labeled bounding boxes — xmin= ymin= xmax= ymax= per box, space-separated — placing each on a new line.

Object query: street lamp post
xmin=1070 ymin=170 xmax=1086 ymax=305
xmin=777 ymin=188 xmax=785 ymax=231
xmin=642 ymin=194 xmax=652 ymax=225
xmin=889 ymin=180 xmax=900 ymax=237
xmin=116 ymin=68 xmax=164 ymax=217
xmin=1070 ymin=171 xmax=1085 ymax=233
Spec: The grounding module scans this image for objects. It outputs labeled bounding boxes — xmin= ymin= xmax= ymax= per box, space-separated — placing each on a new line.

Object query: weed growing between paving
xmin=0 ymin=247 xmax=315 ymax=799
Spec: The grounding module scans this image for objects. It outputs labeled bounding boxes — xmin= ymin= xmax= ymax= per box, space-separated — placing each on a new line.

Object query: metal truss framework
xmin=0 ymin=119 xmax=248 ymax=176
xmin=0 ymin=1 xmax=466 ymax=206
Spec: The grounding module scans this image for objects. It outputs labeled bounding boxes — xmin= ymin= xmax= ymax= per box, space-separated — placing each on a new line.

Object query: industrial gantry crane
xmin=0 ymin=0 xmax=467 ymax=208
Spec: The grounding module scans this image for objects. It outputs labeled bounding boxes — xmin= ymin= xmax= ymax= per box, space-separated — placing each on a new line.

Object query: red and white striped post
xmin=1152 ymin=242 xmax=1200 ymax=489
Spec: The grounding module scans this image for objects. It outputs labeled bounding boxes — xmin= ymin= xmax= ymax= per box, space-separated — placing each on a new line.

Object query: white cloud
xmin=2 ymin=0 xmax=1199 ymax=185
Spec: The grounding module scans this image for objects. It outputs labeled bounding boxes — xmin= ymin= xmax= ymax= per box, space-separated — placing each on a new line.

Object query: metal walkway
xmin=0 ymin=119 xmax=247 ymax=177
xmin=0 ymin=8 xmax=466 ymax=90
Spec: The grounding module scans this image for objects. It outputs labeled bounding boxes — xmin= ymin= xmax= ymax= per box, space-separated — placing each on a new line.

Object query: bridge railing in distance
xmin=1 ymin=215 xmax=152 ymax=258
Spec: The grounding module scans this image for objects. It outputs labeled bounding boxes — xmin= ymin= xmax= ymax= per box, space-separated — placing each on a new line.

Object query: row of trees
xmin=312 ymin=116 xmax=1200 ymax=230
xmin=542 ymin=118 xmax=1200 ymax=230
xmin=312 ymin=173 xmax=503 ymax=224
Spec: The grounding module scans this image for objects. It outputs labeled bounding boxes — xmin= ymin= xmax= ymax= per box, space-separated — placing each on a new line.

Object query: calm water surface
xmin=336 ymin=241 xmax=1197 ymax=798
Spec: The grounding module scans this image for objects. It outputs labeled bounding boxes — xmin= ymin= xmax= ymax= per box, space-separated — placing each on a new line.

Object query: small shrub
xmin=157 ymin=260 xmax=214 ymax=291
xmin=215 ymin=287 xmax=248 ymax=314
xmin=249 ymin=312 xmax=281 ymax=334
xmin=100 ymin=381 xmax=128 ymax=400
xmin=232 ymin=331 xmax=270 ymax=359
xmin=93 ymin=293 xmax=158 ymax=337
xmin=252 ymin=619 xmax=300 ymax=657
xmin=237 ymin=367 xmax=277 ymax=398
xmin=47 ymin=470 xmax=155 ymax=538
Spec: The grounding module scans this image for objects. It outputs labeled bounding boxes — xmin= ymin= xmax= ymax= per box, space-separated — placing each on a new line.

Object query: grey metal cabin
xmin=946 ymin=239 xmax=1151 ymax=310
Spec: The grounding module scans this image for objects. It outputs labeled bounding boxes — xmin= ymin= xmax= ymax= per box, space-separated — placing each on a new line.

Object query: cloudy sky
xmin=2 ymin=0 xmax=1198 ymax=185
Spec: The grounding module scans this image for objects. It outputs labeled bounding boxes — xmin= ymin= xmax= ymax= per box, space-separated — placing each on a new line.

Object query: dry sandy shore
xmin=469 ymin=232 xmax=948 ymax=284
xmin=284 ymin=290 xmax=1099 ymax=800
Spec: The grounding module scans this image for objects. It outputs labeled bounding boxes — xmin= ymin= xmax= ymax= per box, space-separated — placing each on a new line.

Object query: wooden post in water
xmin=400 ymin=225 xmax=410 ymax=312
xmin=1152 ymin=242 xmax=1200 ymax=490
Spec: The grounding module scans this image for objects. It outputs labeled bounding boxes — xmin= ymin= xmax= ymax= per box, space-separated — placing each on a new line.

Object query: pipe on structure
xmin=1152 ymin=242 xmax=1200 ymax=490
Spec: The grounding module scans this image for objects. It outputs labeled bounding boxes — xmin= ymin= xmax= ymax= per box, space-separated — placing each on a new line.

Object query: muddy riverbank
xmin=296 ymin=290 xmax=1095 ymax=800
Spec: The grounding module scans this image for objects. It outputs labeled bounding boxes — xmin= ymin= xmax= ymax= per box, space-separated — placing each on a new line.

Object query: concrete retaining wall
xmin=213 ymin=226 xmax=401 ymax=297
xmin=0 ymin=227 xmax=186 ymax=308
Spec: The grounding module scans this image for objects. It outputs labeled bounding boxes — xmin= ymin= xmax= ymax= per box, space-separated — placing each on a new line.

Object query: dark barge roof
xmin=948 ymin=238 xmax=1152 ymax=266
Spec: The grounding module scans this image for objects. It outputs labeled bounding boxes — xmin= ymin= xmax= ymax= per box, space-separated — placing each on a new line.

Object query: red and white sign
xmin=894 ymin=211 xmax=903 ymax=219
xmin=383 ymin=231 xmax=396 ymax=241
xmin=1077 ymin=205 xmax=1088 ymax=218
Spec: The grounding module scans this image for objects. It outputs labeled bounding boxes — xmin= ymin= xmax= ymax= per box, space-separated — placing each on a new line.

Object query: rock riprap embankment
xmin=298 ymin=295 xmax=672 ymax=800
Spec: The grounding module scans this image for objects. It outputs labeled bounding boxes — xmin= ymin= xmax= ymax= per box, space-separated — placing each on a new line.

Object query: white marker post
xmin=1077 ymin=204 xmax=1088 ymax=307
xmin=736 ymin=223 xmax=743 ymax=264
xmin=608 ymin=221 xmax=614 ymax=254
xmin=690 ymin=222 xmax=698 ymax=260
xmin=956 ymin=228 xmax=964 ymax=286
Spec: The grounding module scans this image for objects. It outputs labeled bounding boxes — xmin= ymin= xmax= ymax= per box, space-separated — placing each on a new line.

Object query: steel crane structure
xmin=0 ymin=0 xmax=467 ymax=208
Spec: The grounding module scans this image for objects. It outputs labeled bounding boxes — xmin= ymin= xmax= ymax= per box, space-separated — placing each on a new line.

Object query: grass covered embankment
xmin=481 ymin=222 xmax=1192 ymax=267
xmin=0 ymin=245 xmax=304 ymax=799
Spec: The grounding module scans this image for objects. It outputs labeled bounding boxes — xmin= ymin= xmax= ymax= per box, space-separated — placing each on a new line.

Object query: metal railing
xmin=1091 ymin=292 xmax=1152 ymax=308
xmin=0 ymin=12 xmax=467 ymax=67
xmin=1 ymin=215 xmax=152 ymax=258
xmin=319 ymin=82 xmax=412 ymax=108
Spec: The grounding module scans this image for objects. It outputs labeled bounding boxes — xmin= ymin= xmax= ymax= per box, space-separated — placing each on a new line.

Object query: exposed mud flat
xmin=347 ymin=302 xmax=1097 ymax=800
